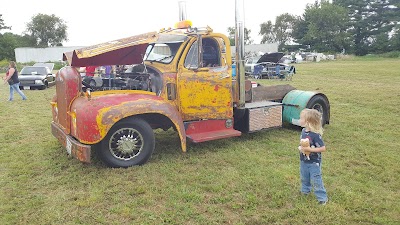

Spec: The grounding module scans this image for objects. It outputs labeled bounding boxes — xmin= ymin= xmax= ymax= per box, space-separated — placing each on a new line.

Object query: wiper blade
xmin=147 ymin=55 xmax=173 ymax=62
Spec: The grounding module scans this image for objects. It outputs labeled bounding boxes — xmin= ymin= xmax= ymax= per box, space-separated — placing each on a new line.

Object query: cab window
xmin=184 ymin=40 xmax=199 ymax=69
xmin=202 ymin=38 xmax=220 ymax=67
xmin=184 ymin=37 xmax=222 ymax=69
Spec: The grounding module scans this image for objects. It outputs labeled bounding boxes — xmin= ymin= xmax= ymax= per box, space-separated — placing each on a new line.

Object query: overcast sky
xmin=2 ymin=0 xmax=317 ymax=47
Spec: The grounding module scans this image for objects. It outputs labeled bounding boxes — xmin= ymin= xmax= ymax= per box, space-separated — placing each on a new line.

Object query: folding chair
xmin=285 ymin=65 xmax=296 ymax=81
xmin=276 ymin=65 xmax=286 ymax=80
xmin=252 ymin=64 xmax=263 ymax=79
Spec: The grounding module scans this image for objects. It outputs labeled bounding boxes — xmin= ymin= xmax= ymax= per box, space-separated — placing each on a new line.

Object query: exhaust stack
xmin=235 ymin=0 xmax=245 ymax=109
xmin=178 ymin=1 xmax=187 ymax=21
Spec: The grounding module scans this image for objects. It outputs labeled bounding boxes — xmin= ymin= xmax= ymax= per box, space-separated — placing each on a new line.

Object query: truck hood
xmin=256 ymin=52 xmax=284 ymax=64
xmin=63 ymin=32 xmax=158 ymax=67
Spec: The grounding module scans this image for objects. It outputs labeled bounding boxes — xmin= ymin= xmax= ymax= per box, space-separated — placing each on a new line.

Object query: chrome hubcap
xmin=109 ymin=128 xmax=144 ymax=160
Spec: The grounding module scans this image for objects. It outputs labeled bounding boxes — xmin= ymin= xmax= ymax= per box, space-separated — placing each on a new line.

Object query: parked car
xmin=244 ymin=56 xmax=261 ymax=75
xmin=19 ymin=63 xmax=56 ymax=90
xmin=248 ymin=52 xmax=296 ymax=80
xmin=256 ymin=62 xmax=296 ymax=80
xmin=245 ymin=52 xmax=285 ymax=75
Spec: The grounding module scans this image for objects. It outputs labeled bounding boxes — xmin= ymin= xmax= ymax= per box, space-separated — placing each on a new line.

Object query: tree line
xmin=229 ymin=0 xmax=400 ymax=55
xmin=1 ymin=0 xmax=400 ymax=61
xmin=0 ymin=13 xmax=67 ymax=61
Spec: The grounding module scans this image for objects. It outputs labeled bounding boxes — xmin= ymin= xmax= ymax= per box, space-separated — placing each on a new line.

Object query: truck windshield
xmin=145 ymin=42 xmax=183 ymax=64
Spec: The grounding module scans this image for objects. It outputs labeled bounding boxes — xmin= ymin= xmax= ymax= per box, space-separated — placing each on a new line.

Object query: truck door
xmin=177 ymin=35 xmax=233 ymax=121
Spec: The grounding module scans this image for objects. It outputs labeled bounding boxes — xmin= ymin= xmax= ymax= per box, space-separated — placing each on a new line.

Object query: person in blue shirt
xmin=298 ymin=108 xmax=328 ymax=205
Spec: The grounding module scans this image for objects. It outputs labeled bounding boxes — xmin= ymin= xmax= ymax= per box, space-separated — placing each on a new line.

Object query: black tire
xmin=306 ymin=94 xmax=330 ymax=125
xmin=39 ymin=84 xmax=47 ymax=90
xmin=97 ymin=117 xmax=155 ymax=168
xmin=89 ymin=79 xmax=97 ymax=87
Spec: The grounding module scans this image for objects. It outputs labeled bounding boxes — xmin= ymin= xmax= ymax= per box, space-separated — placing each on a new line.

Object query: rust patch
xmin=252 ymin=84 xmax=296 ymax=102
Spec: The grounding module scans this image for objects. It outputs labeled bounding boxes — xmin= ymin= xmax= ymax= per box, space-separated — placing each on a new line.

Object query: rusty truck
xmin=51 ymin=0 xmax=330 ymax=168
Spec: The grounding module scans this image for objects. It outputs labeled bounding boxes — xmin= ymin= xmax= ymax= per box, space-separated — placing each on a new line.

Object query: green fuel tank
xmin=282 ymin=90 xmax=330 ymax=126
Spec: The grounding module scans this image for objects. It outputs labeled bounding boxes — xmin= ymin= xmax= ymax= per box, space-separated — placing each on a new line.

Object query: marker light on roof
xmin=174 ymin=20 xmax=192 ymax=29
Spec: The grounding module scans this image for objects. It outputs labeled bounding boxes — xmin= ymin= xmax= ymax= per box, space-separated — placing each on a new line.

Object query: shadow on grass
xmin=55 ymin=123 xmax=303 ymax=169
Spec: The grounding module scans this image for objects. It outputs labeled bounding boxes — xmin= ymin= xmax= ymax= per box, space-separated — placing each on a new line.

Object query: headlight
xmin=35 ymin=80 xmax=44 ymax=85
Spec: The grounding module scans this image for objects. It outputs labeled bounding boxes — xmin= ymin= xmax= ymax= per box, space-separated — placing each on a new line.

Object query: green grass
xmin=1 ymin=58 xmax=400 ymax=224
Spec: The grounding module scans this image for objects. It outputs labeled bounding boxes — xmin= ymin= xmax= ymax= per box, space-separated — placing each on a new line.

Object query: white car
xmin=244 ymin=56 xmax=261 ymax=75
xmin=245 ymin=52 xmax=285 ymax=75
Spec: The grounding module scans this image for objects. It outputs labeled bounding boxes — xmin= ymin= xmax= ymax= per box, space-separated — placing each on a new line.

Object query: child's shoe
xmin=318 ymin=199 xmax=328 ymax=205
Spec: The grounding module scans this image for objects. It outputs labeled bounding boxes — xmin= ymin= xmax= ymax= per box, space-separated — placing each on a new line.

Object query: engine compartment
xmin=82 ymin=65 xmax=162 ymax=94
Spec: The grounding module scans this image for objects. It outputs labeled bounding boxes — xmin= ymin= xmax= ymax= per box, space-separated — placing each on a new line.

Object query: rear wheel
xmin=97 ymin=118 xmax=155 ymax=168
xmin=306 ymin=95 xmax=330 ymax=125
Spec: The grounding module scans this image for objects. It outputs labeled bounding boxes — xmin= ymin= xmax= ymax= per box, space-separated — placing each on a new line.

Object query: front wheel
xmin=306 ymin=94 xmax=330 ymax=125
xmin=39 ymin=84 xmax=47 ymax=90
xmin=97 ymin=117 xmax=155 ymax=168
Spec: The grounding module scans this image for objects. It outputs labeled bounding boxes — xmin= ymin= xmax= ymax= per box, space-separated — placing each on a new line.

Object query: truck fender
xmin=97 ymin=99 xmax=187 ymax=152
xmin=282 ymin=90 xmax=330 ymax=126
xmin=71 ymin=95 xmax=186 ymax=152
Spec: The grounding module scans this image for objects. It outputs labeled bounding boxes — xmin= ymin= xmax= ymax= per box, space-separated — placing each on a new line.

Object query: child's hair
xmin=301 ymin=108 xmax=323 ymax=135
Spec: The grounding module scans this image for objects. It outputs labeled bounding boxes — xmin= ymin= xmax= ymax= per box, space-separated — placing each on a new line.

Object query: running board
xmin=187 ymin=129 xmax=242 ymax=143
xmin=184 ymin=119 xmax=242 ymax=143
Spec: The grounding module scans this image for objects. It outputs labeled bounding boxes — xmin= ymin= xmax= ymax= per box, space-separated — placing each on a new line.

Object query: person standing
xmin=102 ymin=65 xmax=113 ymax=88
xmin=3 ymin=61 xmax=27 ymax=101
xmin=85 ymin=66 xmax=97 ymax=77
xmin=298 ymin=108 xmax=328 ymax=205
xmin=104 ymin=65 xmax=112 ymax=78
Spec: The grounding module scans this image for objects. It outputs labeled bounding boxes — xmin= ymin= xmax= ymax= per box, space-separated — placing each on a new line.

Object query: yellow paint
xmin=177 ymin=34 xmax=233 ymax=121
xmin=90 ymin=90 xmax=156 ymax=97
xmin=67 ymin=110 xmax=77 ymax=136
